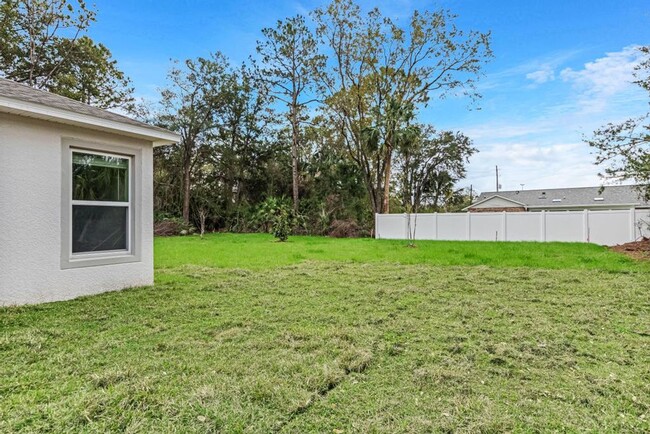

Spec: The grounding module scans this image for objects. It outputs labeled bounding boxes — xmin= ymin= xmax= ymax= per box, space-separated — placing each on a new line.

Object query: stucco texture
xmin=0 ymin=113 xmax=154 ymax=305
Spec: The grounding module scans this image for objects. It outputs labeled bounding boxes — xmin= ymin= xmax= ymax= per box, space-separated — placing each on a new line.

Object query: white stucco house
xmin=0 ymin=79 xmax=180 ymax=305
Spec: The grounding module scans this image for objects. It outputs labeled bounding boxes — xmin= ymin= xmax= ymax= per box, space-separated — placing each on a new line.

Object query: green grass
xmin=154 ymin=233 xmax=647 ymax=272
xmin=1 ymin=234 xmax=649 ymax=432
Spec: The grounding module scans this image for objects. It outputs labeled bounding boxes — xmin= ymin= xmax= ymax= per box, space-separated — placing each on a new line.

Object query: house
xmin=465 ymin=185 xmax=650 ymax=212
xmin=0 ymin=79 xmax=180 ymax=305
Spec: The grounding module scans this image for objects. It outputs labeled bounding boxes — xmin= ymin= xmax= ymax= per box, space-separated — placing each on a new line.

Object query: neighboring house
xmin=465 ymin=185 xmax=650 ymax=212
xmin=0 ymin=79 xmax=180 ymax=305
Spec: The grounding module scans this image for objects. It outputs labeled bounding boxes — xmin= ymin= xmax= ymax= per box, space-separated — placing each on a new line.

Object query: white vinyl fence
xmin=375 ymin=209 xmax=650 ymax=246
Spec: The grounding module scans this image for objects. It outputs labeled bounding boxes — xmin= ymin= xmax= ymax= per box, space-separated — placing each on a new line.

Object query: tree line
xmin=150 ymin=0 xmax=491 ymax=234
xmin=4 ymin=1 xmax=646 ymax=235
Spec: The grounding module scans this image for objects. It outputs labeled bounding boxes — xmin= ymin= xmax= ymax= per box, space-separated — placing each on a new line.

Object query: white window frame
xmin=61 ymin=138 xmax=142 ymax=269
xmin=71 ymin=149 xmax=132 ymax=256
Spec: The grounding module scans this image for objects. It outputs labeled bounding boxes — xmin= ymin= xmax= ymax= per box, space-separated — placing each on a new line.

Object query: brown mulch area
xmin=154 ymin=220 xmax=185 ymax=236
xmin=328 ymin=219 xmax=366 ymax=238
xmin=610 ymin=237 xmax=650 ymax=261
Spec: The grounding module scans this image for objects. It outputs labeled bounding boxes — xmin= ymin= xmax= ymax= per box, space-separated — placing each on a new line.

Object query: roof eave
xmin=0 ymin=96 xmax=180 ymax=146
xmin=528 ymin=203 xmax=644 ymax=209
xmin=463 ymin=194 xmax=528 ymax=211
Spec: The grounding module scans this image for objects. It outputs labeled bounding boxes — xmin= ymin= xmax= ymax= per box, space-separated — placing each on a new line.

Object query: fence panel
xmin=469 ymin=213 xmax=503 ymax=241
xmin=636 ymin=210 xmax=650 ymax=239
xmin=407 ymin=214 xmax=437 ymax=240
xmin=437 ymin=213 xmax=467 ymax=240
xmin=375 ymin=214 xmax=405 ymax=239
xmin=545 ymin=211 xmax=584 ymax=242
xmin=375 ymin=208 xmax=648 ymax=246
xmin=506 ymin=213 xmax=542 ymax=241
xmin=589 ymin=210 xmax=631 ymax=245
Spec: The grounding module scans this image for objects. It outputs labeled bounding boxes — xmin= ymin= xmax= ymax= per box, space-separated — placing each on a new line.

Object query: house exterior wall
xmin=0 ymin=112 xmax=154 ymax=305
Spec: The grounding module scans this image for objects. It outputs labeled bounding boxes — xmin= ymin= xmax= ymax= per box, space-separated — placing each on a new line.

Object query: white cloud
xmin=560 ymin=45 xmax=646 ymax=113
xmin=465 ymin=142 xmax=599 ymax=193
xmin=463 ymin=121 xmax=555 ymax=141
xmin=478 ymin=49 xmax=580 ymax=91
xmin=526 ymin=66 xmax=555 ymax=84
xmin=454 ymin=45 xmax=650 ymax=193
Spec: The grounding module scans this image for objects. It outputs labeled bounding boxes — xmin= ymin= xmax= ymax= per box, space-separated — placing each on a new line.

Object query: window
xmin=71 ymin=151 xmax=131 ymax=254
xmin=61 ymin=139 xmax=142 ymax=269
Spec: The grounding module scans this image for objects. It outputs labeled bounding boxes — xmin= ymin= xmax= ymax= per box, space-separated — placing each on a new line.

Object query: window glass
xmin=72 ymin=205 xmax=128 ymax=253
xmin=73 ymin=152 xmax=129 ymax=202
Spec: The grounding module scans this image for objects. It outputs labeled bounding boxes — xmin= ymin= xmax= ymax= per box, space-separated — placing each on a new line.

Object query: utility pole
xmin=469 ymin=184 xmax=474 ymax=202
xmin=495 ymin=166 xmax=500 ymax=192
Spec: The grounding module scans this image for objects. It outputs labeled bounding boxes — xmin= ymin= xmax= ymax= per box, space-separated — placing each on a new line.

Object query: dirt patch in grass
xmin=610 ymin=237 xmax=650 ymax=261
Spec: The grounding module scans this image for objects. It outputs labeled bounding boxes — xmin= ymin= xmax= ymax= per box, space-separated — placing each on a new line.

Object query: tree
xmin=211 ymin=64 xmax=282 ymax=231
xmin=312 ymin=0 xmax=491 ymax=214
xmin=256 ymin=15 xmax=324 ymax=213
xmin=0 ymin=0 xmax=133 ymax=108
xmin=301 ymin=116 xmax=371 ymax=233
xmin=587 ymin=46 xmax=650 ymax=201
xmin=48 ymin=36 xmax=134 ymax=109
xmin=158 ymin=54 xmax=229 ymax=223
xmin=152 ymin=59 xmax=287 ymax=233
xmin=397 ymin=126 xmax=476 ymax=213
xmin=395 ymin=126 xmax=475 ymax=243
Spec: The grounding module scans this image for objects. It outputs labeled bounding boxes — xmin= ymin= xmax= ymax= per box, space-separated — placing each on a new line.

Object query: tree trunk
xmin=199 ymin=209 xmax=207 ymax=238
xmin=291 ymin=123 xmax=299 ymax=214
xmin=290 ymin=102 xmax=300 ymax=214
xmin=382 ymin=143 xmax=392 ymax=214
xmin=182 ymin=144 xmax=191 ymax=224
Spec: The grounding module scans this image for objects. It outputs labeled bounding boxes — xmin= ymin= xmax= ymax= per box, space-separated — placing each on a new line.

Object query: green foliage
xmin=151 ymin=0 xmax=490 ymax=233
xmin=587 ymin=45 xmax=650 ymax=201
xmin=397 ymin=126 xmax=477 ymax=212
xmin=311 ymin=0 xmax=492 ymax=213
xmin=257 ymin=15 xmax=325 ymax=212
xmin=254 ymin=197 xmax=291 ymax=232
xmin=49 ymin=36 xmax=134 ymax=109
xmin=0 ymin=0 xmax=133 ymax=109
xmin=272 ymin=208 xmax=290 ymax=241
xmin=252 ymin=197 xmax=295 ymax=241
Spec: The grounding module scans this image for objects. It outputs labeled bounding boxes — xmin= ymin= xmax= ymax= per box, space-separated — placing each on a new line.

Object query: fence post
xmin=630 ymin=208 xmax=636 ymax=242
xmin=434 ymin=212 xmax=438 ymax=240
xmin=502 ymin=211 xmax=507 ymax=241
xmin=466 ymin=212 xmax=471 ymax=240
xmin=374 ymin=213 xmax=378 ymax=239
xmin=404 ymin=213 xmax=408 ymax=240
xmin=541 ymin=210 xmax=547 ymax=242
xmin=583 ymin=209 xmax=589 ymax=243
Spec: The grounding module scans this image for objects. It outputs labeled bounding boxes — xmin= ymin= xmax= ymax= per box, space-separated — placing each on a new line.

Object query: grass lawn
xmin=1 ymin=234 xmax=649 ymax=432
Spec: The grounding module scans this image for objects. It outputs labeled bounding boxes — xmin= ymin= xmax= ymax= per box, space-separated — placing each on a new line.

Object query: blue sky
xmin=89 ymin=0 xmax=649 ymax=193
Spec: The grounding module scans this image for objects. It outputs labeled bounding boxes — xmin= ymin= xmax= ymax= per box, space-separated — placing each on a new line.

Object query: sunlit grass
xmin=154 ymin=233 xmax=646 ymax=272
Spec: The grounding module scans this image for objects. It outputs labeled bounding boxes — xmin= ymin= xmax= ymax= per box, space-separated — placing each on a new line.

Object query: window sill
xmin=61 ymin=252 xmax=141 ymax=269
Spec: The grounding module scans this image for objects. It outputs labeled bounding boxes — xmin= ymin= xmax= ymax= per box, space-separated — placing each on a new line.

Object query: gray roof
xmin=472 ymin=185 xmax=649 ymax=209
xmin=0 ymin=78 xmax=177 ymax=138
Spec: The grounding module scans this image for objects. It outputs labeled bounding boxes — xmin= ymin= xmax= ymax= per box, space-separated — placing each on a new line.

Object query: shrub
xmin=273 ymin=209 xmax=290 ymax=242
xmin=254 ymin=197 xmax=292 ymax=233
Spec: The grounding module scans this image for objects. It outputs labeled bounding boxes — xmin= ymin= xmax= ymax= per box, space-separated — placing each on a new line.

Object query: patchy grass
xmin=1 ymin=235 xmax=649 ymax=432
